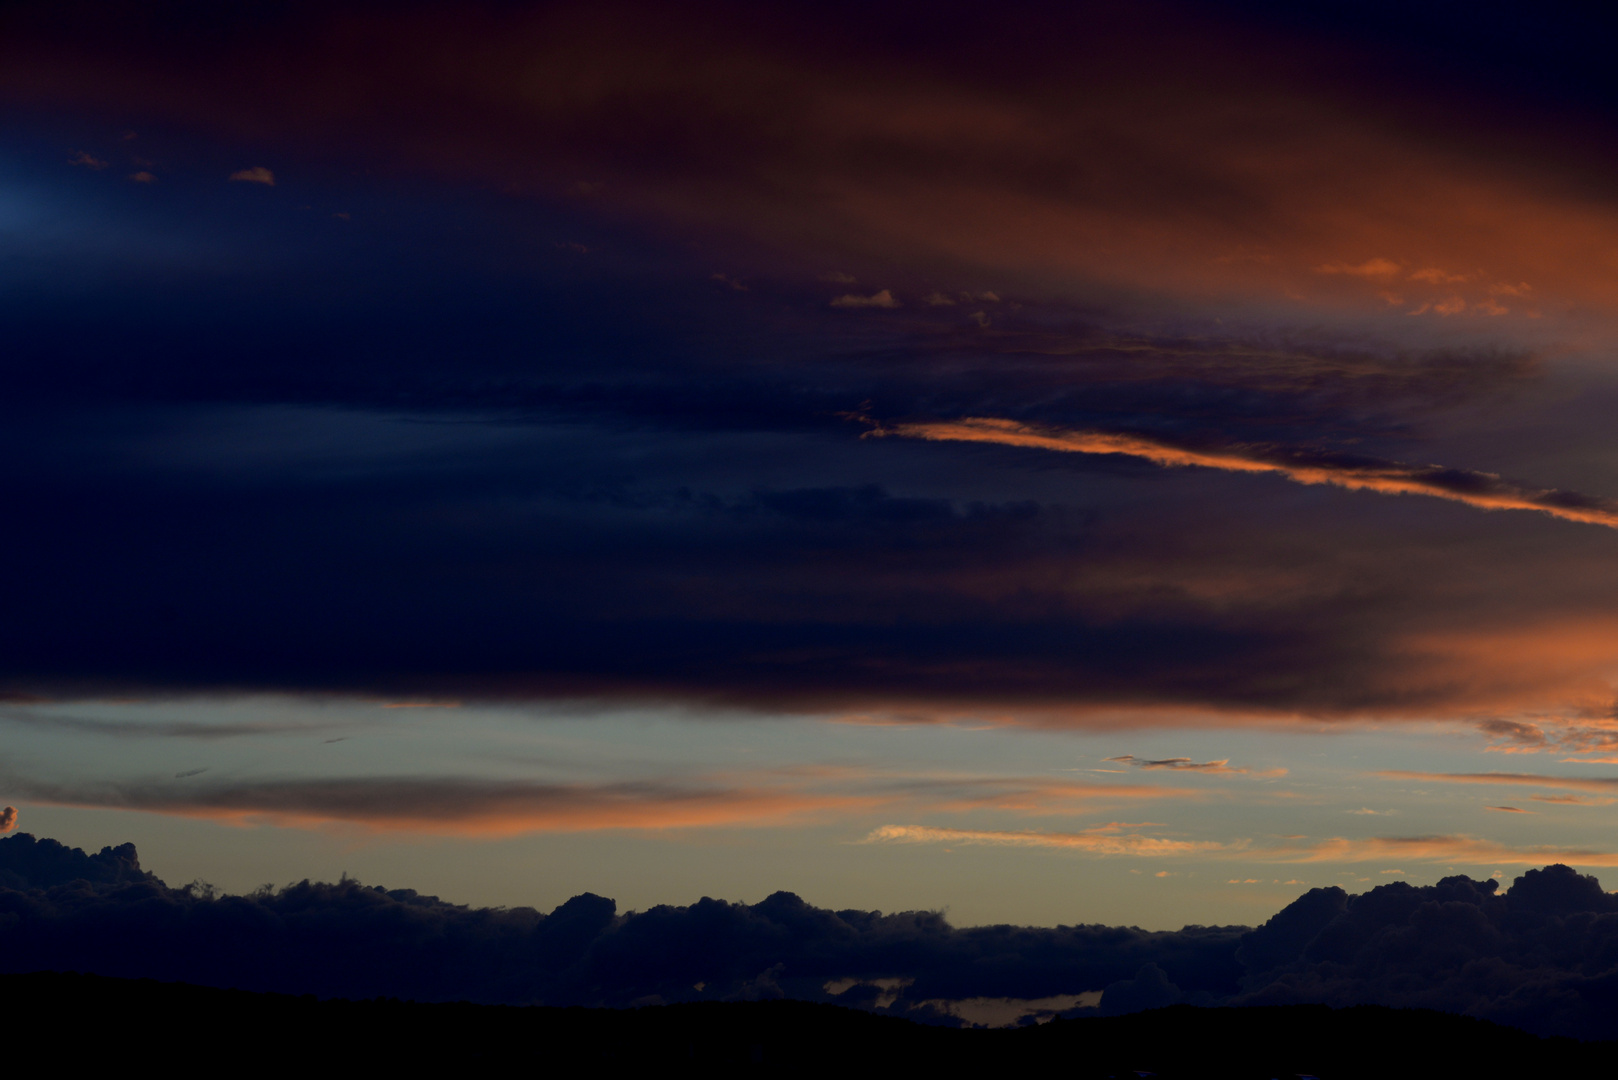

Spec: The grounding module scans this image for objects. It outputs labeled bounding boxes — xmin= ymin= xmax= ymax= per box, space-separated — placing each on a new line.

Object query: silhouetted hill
xmin=3 ymin=971 xmax=1605 ymax=1079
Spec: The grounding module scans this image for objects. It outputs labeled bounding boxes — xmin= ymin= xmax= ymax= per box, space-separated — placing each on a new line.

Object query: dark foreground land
xmin=6 ymin=972 xmax=1609 ymax=1078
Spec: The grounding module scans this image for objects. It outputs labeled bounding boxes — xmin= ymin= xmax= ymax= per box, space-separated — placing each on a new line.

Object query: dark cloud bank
xmin=8 ymin=832 xmax=1618 ymax=1038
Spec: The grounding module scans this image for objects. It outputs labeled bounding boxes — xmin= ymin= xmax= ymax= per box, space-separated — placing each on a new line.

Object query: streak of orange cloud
xmin=1268 ymin=834 xmax=1618 ymax=867
xmin=866 ymin=821 xmax=1618 ymax=867
xmin=876 ymin=417 xmax=1618 ymax=529
xmin=861 ymin=823 xmax=1233 ymax=856
xmin=1378 ymin=770 xmax=1618 ymax=794
xmin=9 ymin=766 xmax=1211 ymax=838
xmin=15 ymin=778 xmax=883 ymax=838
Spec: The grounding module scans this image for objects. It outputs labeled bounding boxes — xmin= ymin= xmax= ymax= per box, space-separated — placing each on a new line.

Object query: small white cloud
xmin=69 ymin=151 xmax=109 ymax=170
xmin=1380 ymin=869 xmax=1406 ymax=875
xmin=831 ymin=289 xmax=900 ymax=309
xmin=128 ymin=171 xmax=157 ymax=184
xmin=229 ymin=166 xmax=276 ymax=186
xmin=924 ymin=291 xmax=956 ymax=306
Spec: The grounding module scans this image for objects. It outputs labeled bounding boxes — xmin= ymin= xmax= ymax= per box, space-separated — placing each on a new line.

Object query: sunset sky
xmin=8 ymin=0 xmax=1618 ymax=929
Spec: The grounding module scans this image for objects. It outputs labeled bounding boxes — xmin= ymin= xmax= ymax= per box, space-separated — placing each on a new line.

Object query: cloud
xmin=1485 ymin=805 xmax=1531 ymax=813
xmin=1378 ymin=770 xmax=1618 ymax=794
xmin=5 ymin=774 xmax=882 ymax=836
xmin=228 ymin=166 xmax=275 ymax=185
xmin=872 ymin=417 xmax=1618 ymax=530
xmin=1315 ymin=258 xmax=1401 ymax=277
xmin=830 ymin=289 xmax=899 ymax=308
xmin=0 ymin=807 xmax=14 ymax=834
xmin=1478 ymin=719 xmax=1548 ymax=752
xmin=0 ymin=762 xmax=1201 ymax=837
xmin=861 ymin=823 xmax=1233 ymax=856
xmin=1268 ymin=834 xmax=1618 ymax=867
xmin=1530 ymin=794 xmax=1613 ymax=805
xmin=128 ymin=171 xmax=156 ymax=183
xmin=1105 ymin=755 xmax=1286 ymax=777
xmin=0 ymin=708 xmax=345 ymax=740
xmin=68 ymin=150 xmax=108 ymax=169
xmin=0 ymin=829 xmax=1252 ymax=1015
xmin=1408 ymin=267 xmax=1470 ymax=283
xmin=9 ymin=830 xmax=1618 ymax=1038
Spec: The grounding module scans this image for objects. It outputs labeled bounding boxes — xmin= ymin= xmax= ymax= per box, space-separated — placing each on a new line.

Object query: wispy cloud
xmin=1105 ymin=755 xmax=1286 ymax=777
xmin=1269 ymin=834 xmax=1618 ymax=867
xmin=865 ymin=821 xmax=1618 ymax=867
xmin=861 ymin=823 xmax=1233 ymax=856
xmin=7 ymin=774 xmax=879 ymax=836
xmin=1379 ymin=769 xmax=1618 ymax=794
xmin=0 ymin=708 xmax=345 ymax=741
xmin=872 ymin=417 xmax=1618 ymax=529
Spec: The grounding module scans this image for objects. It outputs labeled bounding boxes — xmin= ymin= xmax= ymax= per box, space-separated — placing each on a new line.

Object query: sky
xmin=7 ymin=0 xmax=1618 ymax=929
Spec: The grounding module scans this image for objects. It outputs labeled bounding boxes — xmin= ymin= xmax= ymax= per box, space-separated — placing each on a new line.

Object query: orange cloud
xmin=866 ymin=819 xmax=1618 ymax=867
xmin=1378 ymin=770 xmax=1618 ymax=794
xmin=874 ymin=417 xmax=1618 ymax=529
xmin=5 ymin=765 xmax=1211 ymax=838
xmin=11 ymin=776 xmax=881 ymax=837
xmin=861 ymin=823 xmax=1233 ymax=856
xmin=1268 ymin=834 xmax=1618 ymax=867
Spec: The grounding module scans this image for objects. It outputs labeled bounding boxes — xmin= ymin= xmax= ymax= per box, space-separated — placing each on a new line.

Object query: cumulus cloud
xmin=872 ymin=417 xmax=1618 ymax=529
xmin=228 ymin=166 xmax=275 ymax=185
xmin=0 ymin=807 xmax=15 ymax=834
xmin=1478 ymin=719 xmax=1548 ymax=752
xmin=8 ymin=831 xmax=1618 ymax=1038
xmin=0 ymin=832 xmax=1243 ymax=1016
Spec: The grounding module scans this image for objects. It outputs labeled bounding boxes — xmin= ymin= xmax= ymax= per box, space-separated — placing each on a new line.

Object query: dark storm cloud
xmin=0 ymin=0 xmax=1616 ymax=724
xmin=6 ymin=831 xmax=1618 ymax=1037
